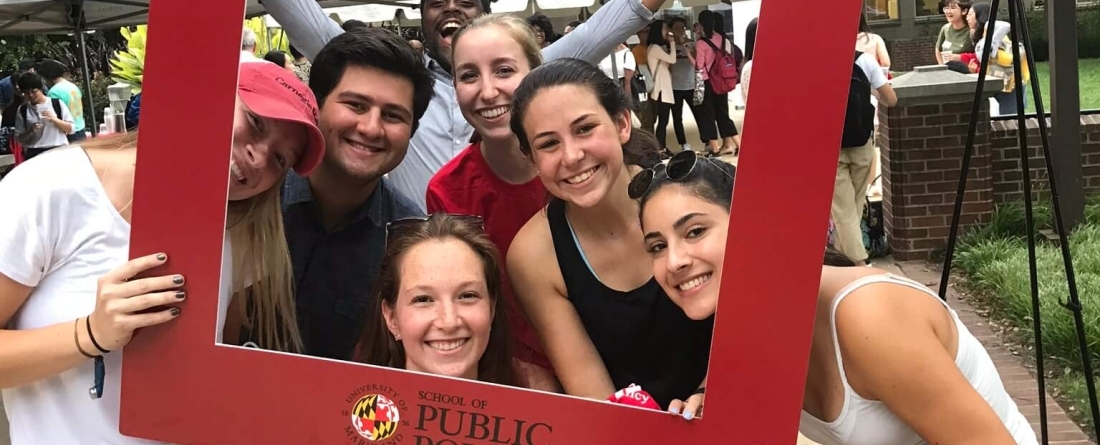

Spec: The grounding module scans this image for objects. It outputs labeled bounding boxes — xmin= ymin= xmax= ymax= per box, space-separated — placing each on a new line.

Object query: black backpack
xmin=841 ymin=53 xmax=876 ymax=149
xmin=19 ymin=98 xmax=63 ymax=126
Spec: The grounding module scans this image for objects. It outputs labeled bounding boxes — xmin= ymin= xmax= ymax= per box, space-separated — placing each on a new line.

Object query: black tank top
xmin=546 ymin=199 xmax=713 ymax=409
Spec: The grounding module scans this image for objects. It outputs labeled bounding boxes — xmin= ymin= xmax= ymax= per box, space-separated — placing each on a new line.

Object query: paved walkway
xmin=868 ymin=258 xmax=1094 ymax=444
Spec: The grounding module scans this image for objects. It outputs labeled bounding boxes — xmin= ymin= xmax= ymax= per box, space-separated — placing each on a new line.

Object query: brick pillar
xmin=879 ymin=65 xmax=1004 ymax=260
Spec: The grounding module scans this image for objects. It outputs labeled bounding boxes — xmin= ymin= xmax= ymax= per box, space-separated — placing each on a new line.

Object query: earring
xmin=394 ymin=334 xmax=402 ymax=341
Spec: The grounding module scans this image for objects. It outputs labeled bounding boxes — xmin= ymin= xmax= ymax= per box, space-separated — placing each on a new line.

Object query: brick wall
xmin=880 ymin=96 xmax=994 ymax=260
xmin=885 ymin=36 xmax=938 ymax=72
xmin=989 ymin=115 xmax=1100 ymax=203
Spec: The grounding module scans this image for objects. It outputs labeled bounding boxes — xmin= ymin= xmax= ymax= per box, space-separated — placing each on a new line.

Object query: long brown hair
xmin=83 ymin=131 xmax=303 ymax=353
xmin=356 ymin=214 xmax=517 ymax=387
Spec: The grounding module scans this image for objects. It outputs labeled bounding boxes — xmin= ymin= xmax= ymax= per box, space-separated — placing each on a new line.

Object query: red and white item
xmin=607 ymin=384 xmax=660 ymax=410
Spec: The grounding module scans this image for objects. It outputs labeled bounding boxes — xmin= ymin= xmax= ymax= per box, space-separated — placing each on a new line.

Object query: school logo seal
xmin=350 ymin=393 xmax=401 ymax=441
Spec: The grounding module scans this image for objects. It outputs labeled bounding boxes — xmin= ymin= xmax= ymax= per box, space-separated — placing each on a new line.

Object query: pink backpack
xmin=700 ymin=35 xmax=743 ymax=95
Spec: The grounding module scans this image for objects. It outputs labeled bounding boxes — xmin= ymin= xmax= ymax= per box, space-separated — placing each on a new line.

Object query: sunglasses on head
xmin=385 ymin=214 xmax=485 ymax=246
xmin=627 ymin=149 xmax=733 ymax=200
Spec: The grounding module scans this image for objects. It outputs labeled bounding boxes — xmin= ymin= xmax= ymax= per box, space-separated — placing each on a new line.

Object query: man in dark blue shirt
xmin=0 ymin=60 xmax=35 ymax=110
xmin=279 ymin=28 xmax=434 ymax=360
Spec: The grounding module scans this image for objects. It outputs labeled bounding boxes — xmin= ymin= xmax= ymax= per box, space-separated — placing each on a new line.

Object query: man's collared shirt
xmin=281 ymin=172 xmax=423 ymax=360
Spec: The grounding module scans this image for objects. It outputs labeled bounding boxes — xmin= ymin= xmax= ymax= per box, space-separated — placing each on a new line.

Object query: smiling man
xmin=276 ymin=30 xmax=435 ymax=360
xmin=264 ymin=0 xmax=666 ymax=211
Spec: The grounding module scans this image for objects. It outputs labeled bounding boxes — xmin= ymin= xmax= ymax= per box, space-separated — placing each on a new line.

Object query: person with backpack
xmin=694 ymin=10 xmax=741 ymax=157
xmin=833 ymin=51 xmax=897 ymax=267
xmin=13 ymin=73 xmax=73 ymax=161
xmin=37 ymin=60 xmax=86 ymax=143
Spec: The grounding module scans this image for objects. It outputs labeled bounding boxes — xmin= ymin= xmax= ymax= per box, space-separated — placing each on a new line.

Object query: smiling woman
xmin=0 ymin=61 xmax=325 ymax=444
xmin=425 ymin=14 xmax=556 ymax=391
xmin=356 ymin=213 xmax=517 ymax=386
xmin=634 ymin=152 xmax=1038 ymax=444
xmin=506 ymin=58 xmax=712 ymax=411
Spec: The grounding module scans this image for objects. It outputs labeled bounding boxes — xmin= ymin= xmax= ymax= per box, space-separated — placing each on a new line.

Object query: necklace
xmin=92 ymin=145 xmax=135 ymax=220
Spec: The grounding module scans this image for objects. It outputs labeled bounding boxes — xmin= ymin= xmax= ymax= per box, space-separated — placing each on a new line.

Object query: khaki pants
xmin=831 ymin=138 xmax=874 ymax=264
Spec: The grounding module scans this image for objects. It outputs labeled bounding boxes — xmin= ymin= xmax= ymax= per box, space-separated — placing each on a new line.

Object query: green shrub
xmin=1025 ymin=5 xmax=1100 ymax=62
xmin=956 ymin=200 xmax=1100 ymax=408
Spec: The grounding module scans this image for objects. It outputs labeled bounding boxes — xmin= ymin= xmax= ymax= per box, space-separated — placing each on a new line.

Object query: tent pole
xmin=76 ymin=27 xmax=98 ymax=138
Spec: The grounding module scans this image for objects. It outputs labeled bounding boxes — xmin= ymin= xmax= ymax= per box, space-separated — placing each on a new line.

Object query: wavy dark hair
xmin=633 ymin=156 xmax=855 ymax=268
xmin=356 ymin=214 xmax=518 ymax=387
xmin=510 ymin=58 xmax=661 ymax=170
xmin=637 ymin=156 xmax=736 ymax=217
xmin=970 ymin=2 xmax=993 ymax=42
xmin=526 ymin=12 xmax=555 ymax=42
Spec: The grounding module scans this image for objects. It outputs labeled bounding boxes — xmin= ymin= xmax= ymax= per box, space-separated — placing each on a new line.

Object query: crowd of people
xmin=0 ymin=0 xmax=1041 ymax=443
xmin=937 ymin=0 xmax=1030 ymax=116
xmin=0 ymin=59 xmax=88 ymax=163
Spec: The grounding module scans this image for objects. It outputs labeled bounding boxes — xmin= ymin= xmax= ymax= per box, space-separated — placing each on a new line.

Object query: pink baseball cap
xmin=237 ymin=61 xmax=325 ymax=176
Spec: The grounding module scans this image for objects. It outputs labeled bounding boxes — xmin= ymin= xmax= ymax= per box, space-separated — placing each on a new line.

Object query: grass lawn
xmin=956 ymin=198 xmax=1100 ymax=437
xmin=1025 ymin=58 xmax=1100 ymax=114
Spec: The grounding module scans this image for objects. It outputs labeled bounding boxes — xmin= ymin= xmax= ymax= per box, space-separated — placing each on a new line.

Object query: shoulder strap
xmin=852 ymin=53 xmax=871 ymax=85
xmin=19 ymin=104 xmax=29 ymax=123
xmin=545 ymin=199 xmax=596 ymax=295
xmin=610 ymin=49 xmax=620 ymax=80
xmin=701 ymin=35 xmax=723 ymax=54
xmin=51 ymin=98 xmax=62 ymax=118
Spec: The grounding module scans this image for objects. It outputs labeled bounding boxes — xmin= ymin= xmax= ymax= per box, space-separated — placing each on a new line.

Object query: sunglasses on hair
xmin=385 ymin=214 xmax=485 ymax=245
xmin=628 ymin=149 xmax=733 ymax=200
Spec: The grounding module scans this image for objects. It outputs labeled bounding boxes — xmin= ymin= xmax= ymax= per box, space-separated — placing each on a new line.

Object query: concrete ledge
xmin=892 ymin=65 xmax=1004 ymax=104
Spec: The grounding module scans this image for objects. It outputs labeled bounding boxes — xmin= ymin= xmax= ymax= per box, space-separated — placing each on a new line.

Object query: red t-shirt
xmin=425 ymin=142 xmax=552 ymax=372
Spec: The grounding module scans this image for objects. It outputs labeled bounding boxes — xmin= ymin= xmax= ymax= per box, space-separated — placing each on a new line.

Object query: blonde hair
xmin=226 ymin=181 xmax=303 ymax=353
xmin=451 ymin=14 xmax=544 ymax=72
xmin=84 ymin=131 xmax=303 ymax=353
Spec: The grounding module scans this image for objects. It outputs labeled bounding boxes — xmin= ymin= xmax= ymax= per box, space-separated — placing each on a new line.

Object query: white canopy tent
xmin=0 ymin=0 xmax=391 ymax=35
xmin=263 ymin=0 xmax=723 ymax=28
xmin=0 ymin=0 xmax=729 ymax=35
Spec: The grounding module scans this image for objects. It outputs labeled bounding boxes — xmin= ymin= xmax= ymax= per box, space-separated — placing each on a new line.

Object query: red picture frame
xmin=119 ymin=0 xmax=863 ymax=443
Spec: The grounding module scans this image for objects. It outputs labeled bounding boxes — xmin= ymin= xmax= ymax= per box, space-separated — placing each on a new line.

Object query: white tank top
xmin=798 ymin=274 xmax=1038 ymax=445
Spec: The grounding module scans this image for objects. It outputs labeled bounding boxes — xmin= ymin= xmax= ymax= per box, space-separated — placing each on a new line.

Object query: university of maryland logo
xmin=351 ymin=393 xmax=401 ymax=441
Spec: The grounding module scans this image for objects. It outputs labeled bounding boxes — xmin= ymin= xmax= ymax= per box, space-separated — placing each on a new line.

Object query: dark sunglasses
xmin=628 ymin=149 xmax=733 ymax=200
xmin=385 ymin=214 xmax=485 ymax=245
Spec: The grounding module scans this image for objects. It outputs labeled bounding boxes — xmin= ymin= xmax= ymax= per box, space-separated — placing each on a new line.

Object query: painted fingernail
xmin=175 ymin=291 xmax=186 ymax=300
xmin=156 ymin=253 xmax=167 ymax=261
xmin=669 ymin=406 xmax=681 ymax=415
xmin=170 ymin=308 xmax=181 ymax=316
xmin=683 ymin=411 xmax=694 ymax=420
xmin=172 ymin=275 xmax=184 ymax=285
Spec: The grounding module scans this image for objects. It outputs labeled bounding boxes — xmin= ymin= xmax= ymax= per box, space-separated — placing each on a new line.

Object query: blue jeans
xmin=995 ymin=84 xmax=1028 ymax=116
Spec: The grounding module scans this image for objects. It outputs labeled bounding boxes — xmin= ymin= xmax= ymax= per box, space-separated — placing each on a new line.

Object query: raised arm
xmin=976 ymin=20 xmax=1012 ymax=61
xmin=261 ymin=0 xmax=344 ymax=60
xmin=648 ymin=44 xmax=676 ymax=66
xmin=542 ymin=0 xmax=658 ymax=66
xmin=508 ymin=219 xmax=616 ymax=400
